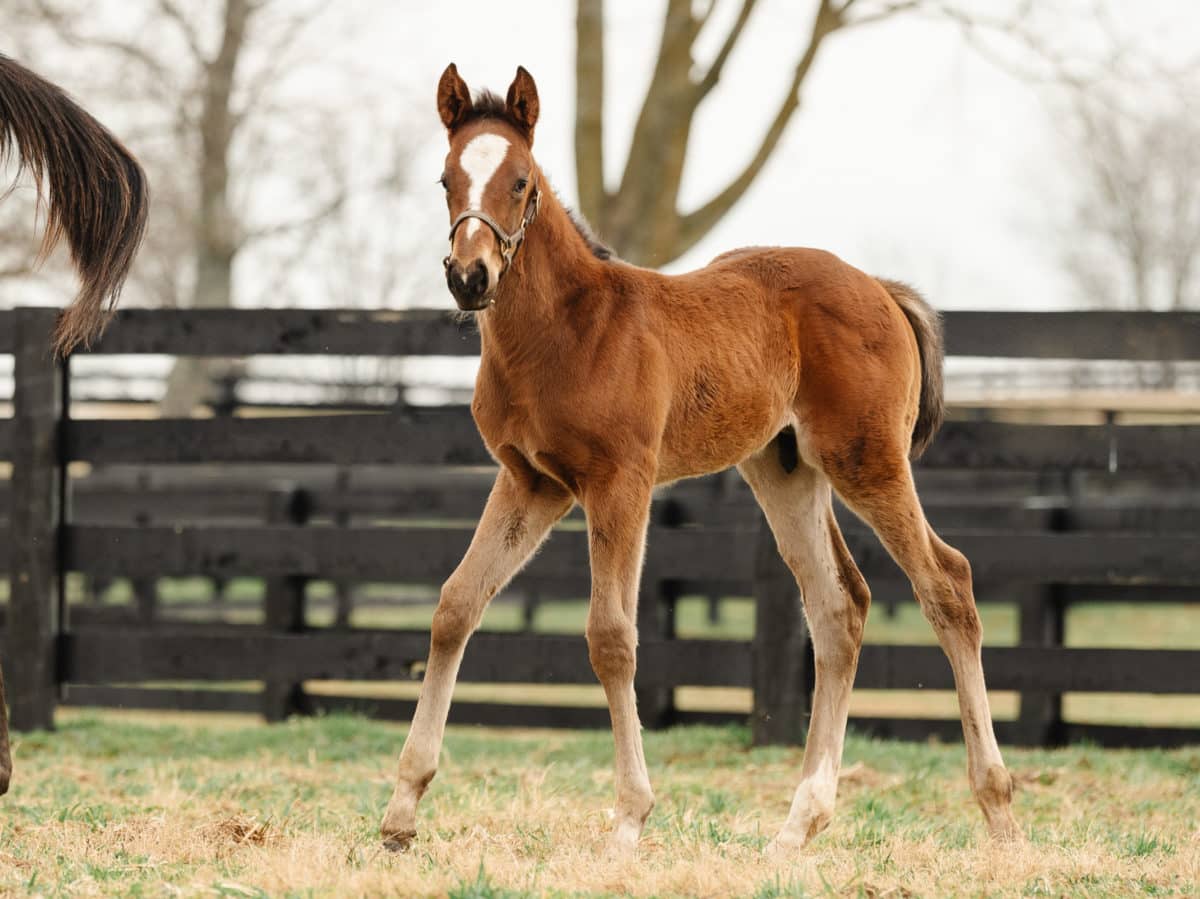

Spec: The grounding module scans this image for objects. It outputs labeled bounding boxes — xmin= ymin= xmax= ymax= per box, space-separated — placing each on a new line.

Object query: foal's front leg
xmin=582 ymin=470 xmax=655 ymax=855
xmin=380 ymin=468 xmax=572 ymax=848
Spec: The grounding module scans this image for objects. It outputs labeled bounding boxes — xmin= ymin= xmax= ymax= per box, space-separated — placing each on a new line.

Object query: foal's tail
xmin=877 ymin=278 xmax=945 ymax=459
xmin=0 ymin=53 xmax=148 ymax=356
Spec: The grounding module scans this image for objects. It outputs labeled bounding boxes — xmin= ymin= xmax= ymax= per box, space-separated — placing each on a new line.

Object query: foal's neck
xmin=478 ymin=182 xmax=606 ymax=358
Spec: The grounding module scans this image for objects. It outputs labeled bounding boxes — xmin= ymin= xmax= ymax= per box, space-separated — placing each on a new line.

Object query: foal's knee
xmin=920 ymin=541 xmax=982 ymax=645
xmin=430 ymin=583 xmax=477 ymax=655
xmin=586 ymin=610 xmax=637 ymax=685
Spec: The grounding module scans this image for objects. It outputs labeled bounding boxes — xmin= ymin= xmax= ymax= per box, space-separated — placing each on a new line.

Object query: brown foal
xmin=382 ymin=63 xmax=1020 ymax=855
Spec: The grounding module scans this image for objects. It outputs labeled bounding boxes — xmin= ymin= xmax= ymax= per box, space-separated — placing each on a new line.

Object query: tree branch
xmin=232 ymin=1 xmax=327 ymax=127
xmin=0 ymin=264 xmax=36 ymax=280
xmin=243 ymin=184 xmax=349 ymax=244
xmin=155 ymin=0 xmax=207 ymax=63
xmin=840 ymin=0 xmax=924 ymax=29
xmin=24 ymin=0 xmax=176 ymax=83
xmin=695 ymin=0 xmax=759 ymax=99
xmin=677 ymin=0 xmax=842 ymax=255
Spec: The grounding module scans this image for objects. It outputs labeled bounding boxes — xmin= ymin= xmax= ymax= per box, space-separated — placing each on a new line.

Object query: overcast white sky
xmin=5 ymin=0 xmax=1195 ymax=316
xmin=319 ymin=0 xmax=1190 ymax=312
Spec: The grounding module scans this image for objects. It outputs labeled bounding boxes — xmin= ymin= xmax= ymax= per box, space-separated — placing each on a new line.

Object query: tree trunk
xmin=575 ymin=0 xmax=606 ymax=228
xmin=599 ymin=0 xmax=701 ymax=266
xmin=161 ymin=0 xmax=250 ymax=417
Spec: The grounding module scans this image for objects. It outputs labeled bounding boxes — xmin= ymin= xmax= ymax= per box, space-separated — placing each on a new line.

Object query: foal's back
xmin=641 ymin=246 xmax=920 ymax=483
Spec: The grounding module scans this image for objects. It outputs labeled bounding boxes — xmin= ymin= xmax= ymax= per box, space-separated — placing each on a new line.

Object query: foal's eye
xmin=513 ymin=177 xmax=528 ymax=194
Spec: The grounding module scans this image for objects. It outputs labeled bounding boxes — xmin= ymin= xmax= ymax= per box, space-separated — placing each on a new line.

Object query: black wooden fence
xmin=2 ymin=306 xmax=1199 ymax=747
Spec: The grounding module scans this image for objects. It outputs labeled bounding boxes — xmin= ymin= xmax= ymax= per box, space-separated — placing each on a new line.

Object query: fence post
xmin=332 ymin=468 xmax=353 ymax=628
xmin=127 ymin=471 xmax=158 ymax=622
xmin=752 ymin=515 xmax=811 ymax=745
xmin=1015 ymin=586 xmax=1066 ymax=746
xmin=262 ymin=484 xmax=312 ymax=722
xmin=636 ymin=566 xmax=678 ymax=730
xmin=1015 ymin=493 xmax=1069 ymax=747
xmin=7 ymin=308 xmax=63 ymax=732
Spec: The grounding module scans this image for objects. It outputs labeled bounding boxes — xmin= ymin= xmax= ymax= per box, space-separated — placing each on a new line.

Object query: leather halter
xmin=444 ymin=184 xmax=541 ymax=277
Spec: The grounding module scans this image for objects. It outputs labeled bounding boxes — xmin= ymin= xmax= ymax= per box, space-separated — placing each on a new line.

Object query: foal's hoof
xmin=603 ymin=834 xmax=637 ymax=861
xmin=381 ymin=829 xmax=417 ymax=852
xmin=987 ymin=815 xmax=1025 ymax=845
xmin=602 ymin=818 xmax=643 ymax=860
xmin=765 ymin=829 xmax=808 ymax=858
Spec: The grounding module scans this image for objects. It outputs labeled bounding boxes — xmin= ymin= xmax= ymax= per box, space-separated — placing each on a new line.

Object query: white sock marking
xmin=459 ymin=133 xmax=510 ymax=240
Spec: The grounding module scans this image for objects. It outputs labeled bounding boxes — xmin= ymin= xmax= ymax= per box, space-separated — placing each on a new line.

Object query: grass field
xmin=2 ymin=577 xmax=1198 ymax=895
xmin=0 ymin=713 xmax=1196 ymax=897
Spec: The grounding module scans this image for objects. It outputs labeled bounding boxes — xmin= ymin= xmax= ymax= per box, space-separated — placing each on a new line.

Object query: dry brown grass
xmin=0 ymin=713 xmax=1196 ymax=897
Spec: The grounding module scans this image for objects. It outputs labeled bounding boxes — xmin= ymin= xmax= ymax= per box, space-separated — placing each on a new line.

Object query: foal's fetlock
xmin=768 ymin=807 xmax=833 ymax=856
xmin=975 ymin=764 xmax=1022 ymax=843
xmin=606 ymin=790 xmax=653 ymax=856
xmin=770 ymin=769 xmax=837 ymax=854
xmin=380 ymin=801 xmax=419 ymax=851
xmin=380 ymin=771 xmax=435 ymax=850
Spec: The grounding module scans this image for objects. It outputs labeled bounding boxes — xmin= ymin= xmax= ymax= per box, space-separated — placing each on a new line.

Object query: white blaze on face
xmin=459 ymin=133 xmax=511 ymax=239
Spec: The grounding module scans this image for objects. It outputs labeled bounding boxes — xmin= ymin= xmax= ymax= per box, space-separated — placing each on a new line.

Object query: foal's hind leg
xmin=380 ymin=467 xmax=572 ymax=848
xmin=739 ymin=441 xmax=871 ymax=851
xmin=827 ymin=456 xmax=1021 ymax=841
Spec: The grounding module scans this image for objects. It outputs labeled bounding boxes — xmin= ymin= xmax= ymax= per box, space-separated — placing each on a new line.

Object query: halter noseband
xmin=444 ymin=185 xmax=541 ymax=277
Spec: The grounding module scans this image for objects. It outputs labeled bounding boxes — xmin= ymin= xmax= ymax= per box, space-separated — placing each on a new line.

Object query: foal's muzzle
xmin=442 ymin=186 xmax=541 ymax=312
xmin=446 ymin=258 xmax=492 ymax=310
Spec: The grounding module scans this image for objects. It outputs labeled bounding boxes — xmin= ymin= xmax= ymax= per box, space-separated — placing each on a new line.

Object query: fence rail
xmin=2 ymin=306 xmax=1199 ymax=749
xmin=2 ymin=308 xmax=1198 ymax=359
xmin=54 ymin=414 xmax=1200 ymax=473
xmin=53 ymin=524 xmax=1200 ymax=586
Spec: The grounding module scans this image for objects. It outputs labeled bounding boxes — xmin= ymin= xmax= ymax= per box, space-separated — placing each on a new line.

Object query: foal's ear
xmin=505 ymin=66 xmax=540 ymax=140
xmin=437 ymin=63 xmax=473 ymax=132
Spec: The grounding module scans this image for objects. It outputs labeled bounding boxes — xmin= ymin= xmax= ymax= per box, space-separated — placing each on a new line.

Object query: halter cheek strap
xmin=444 ymin=185 xmax=541 ymax=276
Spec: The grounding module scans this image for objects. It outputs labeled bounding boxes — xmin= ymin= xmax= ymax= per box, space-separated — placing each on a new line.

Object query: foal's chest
xmin=471 ymin=362 xmax=586 ymax=484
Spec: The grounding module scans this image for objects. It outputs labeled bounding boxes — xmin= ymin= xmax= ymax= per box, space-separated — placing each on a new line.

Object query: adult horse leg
xmin=0 ymin=662 xmax=10 ymax=794
xmin=829 ymin=454 xmax=1021 ymax=841
xmin=380 ymin=467 xmax=572 ymax=848
xmin=581 ymin=469 xmax=655 ymax=855
xmin=738 ymin=438 xmax=870 ymax=851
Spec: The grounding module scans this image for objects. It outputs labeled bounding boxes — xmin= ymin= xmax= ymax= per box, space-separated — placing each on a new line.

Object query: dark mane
xmin=461 ymin=89 xmax=527 ymax=135
xmin=564 ymin=205 xmax=614 ymax=261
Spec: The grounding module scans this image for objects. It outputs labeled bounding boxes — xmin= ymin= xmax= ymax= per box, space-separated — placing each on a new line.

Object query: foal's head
xmin=436 ymin=63 xmax=541 ymax=311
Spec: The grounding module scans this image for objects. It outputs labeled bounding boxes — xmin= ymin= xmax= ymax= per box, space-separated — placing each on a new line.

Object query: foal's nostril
xmin=446 ymin=259 xmax=491 ymax=308
xmin=466 ymin=262 xmax=488 ymax=297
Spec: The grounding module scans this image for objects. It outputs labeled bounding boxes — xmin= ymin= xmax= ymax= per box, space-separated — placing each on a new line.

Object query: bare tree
xmin=5 ymin=0 xmax=423 ymax=412
xmin=577 ymin=0 xmax=944 ymax=264
xmin=575 ymin=0 xmax=1122 ymax=266
xmin=1056 ymin=74 xmax=1200 ymax=310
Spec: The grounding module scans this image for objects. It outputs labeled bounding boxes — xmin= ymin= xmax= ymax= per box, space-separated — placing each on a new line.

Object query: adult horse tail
xmin=877 ymin=278 xmax=945 ymax=459
xmin=0 ymin=53 xmax=148 ymax=355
